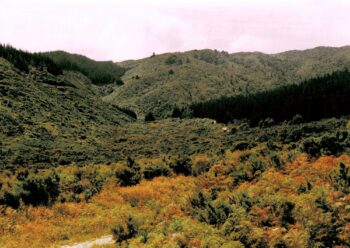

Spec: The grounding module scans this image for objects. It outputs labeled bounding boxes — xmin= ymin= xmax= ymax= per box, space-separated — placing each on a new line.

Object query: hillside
xmin=189 ymin=69 xmax=350 ymax=125
xmin=2 ymin=45 xmax=350 ymax=247
xmin=0 ymin=57 xmax=134 ymax=168
xmin=45 ymin=51 xmax=126 ymax=85
xmin=103 ymin=46 xmax=350 ymax=118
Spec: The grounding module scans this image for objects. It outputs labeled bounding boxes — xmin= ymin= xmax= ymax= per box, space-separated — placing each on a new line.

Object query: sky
xmin=1 ymin=0 xmax=350 ymax=61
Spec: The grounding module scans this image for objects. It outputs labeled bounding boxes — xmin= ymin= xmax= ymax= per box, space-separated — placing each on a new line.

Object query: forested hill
xmin=188 ymin=69 xmax=350 ymax=125
xmin=104 ymin=46 xmax=350 ymax=118
xmin=45 ymin=51 xmax=126 ymax=85
xmin=0 ymin=44 xmax=126 ymax=86
xmin=0 ymin=44 xmax=62 ymax=76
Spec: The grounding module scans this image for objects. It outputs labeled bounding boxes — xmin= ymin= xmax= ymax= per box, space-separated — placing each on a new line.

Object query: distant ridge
xmin=103 ymin=46 xmax=350 ymax=118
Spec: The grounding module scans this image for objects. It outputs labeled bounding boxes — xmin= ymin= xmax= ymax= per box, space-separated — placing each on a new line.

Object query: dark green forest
xmin=45 ymin=51 xmax=126 ymax=85
xmin=0 ymin=44 xmax=62 ymax=75
xmin=189 ymin=70 xmax=350 ymax=125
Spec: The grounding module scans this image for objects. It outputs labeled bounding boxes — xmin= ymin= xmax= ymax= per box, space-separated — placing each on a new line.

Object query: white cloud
xmin=1 ymin=0 xmax=350 ymax=61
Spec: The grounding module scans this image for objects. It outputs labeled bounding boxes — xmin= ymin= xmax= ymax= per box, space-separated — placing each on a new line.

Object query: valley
xmin=1 ymin=44 xmax=350 ymax=247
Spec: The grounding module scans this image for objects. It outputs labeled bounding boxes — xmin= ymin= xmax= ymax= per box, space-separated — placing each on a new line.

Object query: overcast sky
xmin=1 ymin=0 xmax=350 ymax=61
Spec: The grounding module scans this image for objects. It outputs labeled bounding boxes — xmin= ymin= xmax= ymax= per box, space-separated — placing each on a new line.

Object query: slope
xmin=45 ymin=51 xmax=126 ymax=85
xmin=0 ymin=57 xmax=134 ymax=168
xmin=103 ymin=46 xmax=350 ymax=118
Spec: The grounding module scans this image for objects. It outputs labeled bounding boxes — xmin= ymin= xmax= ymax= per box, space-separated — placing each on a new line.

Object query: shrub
xmin=115 ymin=106 xmax=137 ymax=119
xmin=231 ymin=142 xmax=250 ymax=151
xmin=291 ymin=114 xmax=303 ymax=124
xmin=169 ymin=156 xmax=192 ymax=176
xmin=281 ymin=201 xmax=295 ymax=227
xmin=189 ymin=191 xmax=232 ymax=226
xmin=127 ymin=157 xmax=140 ymax=171
xmin=308 ymin=194 xmax=342 ymax=247
xmin=0 ymin=189 xmax=21 ymax=209
xmin=115 ymin=79 xmax=124 ymax=85
xmin=165 ymin=55 xmax=181 ymax=65
xmin=332 ymin=163 xmax=350 ymax=194
xmin=300 ymin=135 xmax=345 ymax=157
xmin=270 ymin=154 xmax=283 ymax=169
xmin=171 ymin=106 xmax=182 ymax=118
xmin=300 ymin=138 xmax=320 ymax=157
xmin=111 ymin=217 xmax=138 ymax=243
xmin=145 ymin=112 xmax=155 ymax=122
xmin=258 ymin=118 xmax=275 ymax=128
xmin=143 ymin=164 xmax=170 ymax=180
xmin=21 ymin=171 xmax=60 ymax=206
xmin=115 ymin=157 xmax=142 ymax=186
xmin=319 ymin=135 xmax=343 ymax=155
xmin=115 ymin=166 xmax=141 ymax=187
xmin=192 ymin=157 xmax=211 ymax=176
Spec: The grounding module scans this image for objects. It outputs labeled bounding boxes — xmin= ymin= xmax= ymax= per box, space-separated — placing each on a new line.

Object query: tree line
xmin=45 ymin=51 xmax=126 ymax=85
xmin=0 ymin=44 xmax=126 ymax=85
xmin=188 ymin=69 xmax=350 ymax=125
xmin=0 ymin=44 xmax=62 ymax=75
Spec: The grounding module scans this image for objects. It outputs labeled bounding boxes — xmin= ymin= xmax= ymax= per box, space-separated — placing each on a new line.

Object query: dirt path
xmin=60 ymin=235 xmax=114 ymax=248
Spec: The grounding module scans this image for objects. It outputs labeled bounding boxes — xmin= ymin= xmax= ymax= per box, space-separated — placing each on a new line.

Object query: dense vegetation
xmin=45 ymin=51 xmax=126 ymax=85
xmin=1 ymin=135 xmax=350 ymax=247
xmin=0 ymin=56 xmax=133 ymax=169
xmin=104 ymin=46 xmax=350 ymax=118
xmin=189 ymin=70 xmax=350 ymax=125
xmin=3 ymin=45 xmax=350 ymax=247
xmin=0 ymin=44 xmax=62 ymax=75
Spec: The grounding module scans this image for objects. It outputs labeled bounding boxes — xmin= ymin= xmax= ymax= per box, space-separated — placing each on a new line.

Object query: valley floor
xmin=1 ymin=117 xmax=350 ymax=247
xmin=1 ymin=152 xmax=350 ymax=247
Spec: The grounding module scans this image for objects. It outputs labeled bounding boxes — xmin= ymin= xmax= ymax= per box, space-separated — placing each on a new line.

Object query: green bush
xmin=0 ymin=189 xmax=22 ymax=209
xmin=258 ymin=117 xmax=275 ymax=128
xmin=192 ymin=159 xmax=211 ymax=176
xmin=21 ymin=170 xmax=60 ymax=206
xmin=115 ymin=158 xmax=141 ymax=186
xmin=115 ymin=166 xmax=141 ymax=187
xmin=231 ymin=155 xmax=266 ymax=185
xmin=111 ymin=217 xmax=138 ymax=243
xmin=145 ymin=112 xmax=155 ymax=122
xmin=300 ymin=135 xmax=345 ymax=157
xmin=290 ymin=114 xmax=303 ymax=124
xmin=171 ymin=106 xmax=183 ymax=118
xmin=115 ymin=106 xmax=137 ymax=119
xmin=332 ymin=163 xmax=350 ymax=194
xmin=143 ymin=164 xmax=170 ymax=180
xmin=281 ymin=201 xmax=295 ymax=228
xmin=169 ymin=156 xmax=192 ymax=176
xmin=189 ymin=191 xmax=232 ymax=226
xmin=165 ymin=55 xmax=182 ymax=65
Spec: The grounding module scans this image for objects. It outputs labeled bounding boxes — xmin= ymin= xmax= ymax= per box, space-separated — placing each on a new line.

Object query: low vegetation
xmin=1 ymin=146 xmax=350 ymax=247
xmin=1 ymin=115 xmax=350 ymax=247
